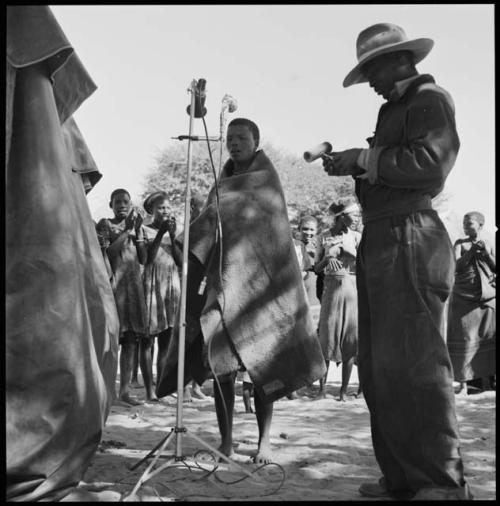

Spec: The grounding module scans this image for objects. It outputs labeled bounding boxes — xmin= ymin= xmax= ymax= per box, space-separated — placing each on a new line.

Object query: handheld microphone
xmin=303 ymin=141 xmax=333 ymax=163
xmin=186 ymin=78 xmax=208 ymax=118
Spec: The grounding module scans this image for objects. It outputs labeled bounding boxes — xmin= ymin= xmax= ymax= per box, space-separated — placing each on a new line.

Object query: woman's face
xmin=342 ymin=209 xmax=361 ymax=230
xmin=300 ymin=221 xmax=317 ymax=244
xmin=152 ymin=198 xmax=170 ymax=222
xmin=226 ymin=125 xmax=257 ymax=164
xmin=111 ymin=192 xmax=131 ymax=219
xmin=463 ymin=215 xmax=482 ymax=238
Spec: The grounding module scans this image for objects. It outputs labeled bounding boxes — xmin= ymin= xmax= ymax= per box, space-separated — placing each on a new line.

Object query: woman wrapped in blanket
xmin=447 ymin=211 xmax=496 ymax=395
xmin=157 ymin=117 xmax=325 ymax=463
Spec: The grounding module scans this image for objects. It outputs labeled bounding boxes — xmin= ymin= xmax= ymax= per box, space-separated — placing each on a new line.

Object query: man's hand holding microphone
xmin=303 ymin=141 xmax=365 ymax=177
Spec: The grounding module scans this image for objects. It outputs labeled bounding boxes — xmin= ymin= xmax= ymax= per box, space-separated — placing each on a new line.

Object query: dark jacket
xmin=356 ymin=74 xmax=460 ymax=215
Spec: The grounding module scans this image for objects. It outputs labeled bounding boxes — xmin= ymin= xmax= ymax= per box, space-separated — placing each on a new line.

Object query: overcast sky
xmin=51 ymin=4 xmax=495 ymax=231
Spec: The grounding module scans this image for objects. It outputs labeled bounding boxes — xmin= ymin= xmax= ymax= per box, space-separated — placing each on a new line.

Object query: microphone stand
xmin=126 ymin=80 xmax=260 ymax=500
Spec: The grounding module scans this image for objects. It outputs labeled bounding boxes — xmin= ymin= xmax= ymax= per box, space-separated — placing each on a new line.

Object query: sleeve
xmin=315 ymin=234 xmax=325 ymax=263
xmin=95 ymin=218 xmax=107 ymax=234
xmin=301 ymin=243 xmax=313 ymax=271
xmin=371 ymin=89 xmax=460 ymax=195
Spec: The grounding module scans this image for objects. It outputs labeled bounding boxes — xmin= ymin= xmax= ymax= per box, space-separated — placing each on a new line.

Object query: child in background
xmin=142 ymin=191 xmax=182 ymax=401
xmin=96 ymin=189 xmax=149 ymax=406
xmin=447 ymin=211 xmax=496 ymax=395
xmin=298 ymin=216 xmax=320 ymax=307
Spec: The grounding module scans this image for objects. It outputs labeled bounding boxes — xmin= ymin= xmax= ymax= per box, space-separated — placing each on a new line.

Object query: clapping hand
xmin=473 ymin=240 xmax=486 ymax=257
xmin=159 ymin=216 xmax=176 ymax=235
xmin=134 ymin=212 xmax=144 ymax=232
xmin=124 ymin=209 xmax=138 ymax=230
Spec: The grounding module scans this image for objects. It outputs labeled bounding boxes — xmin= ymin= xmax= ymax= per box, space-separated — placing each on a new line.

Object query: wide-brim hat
xmin=143 ymin=190 xmax=168 ymax=215
xmin=343 ymin=23 xmax=434 ymax=88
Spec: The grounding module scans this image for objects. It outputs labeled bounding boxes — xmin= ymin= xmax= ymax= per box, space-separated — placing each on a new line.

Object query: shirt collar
xmin=388 ymin=74 xmax=422 ymax=102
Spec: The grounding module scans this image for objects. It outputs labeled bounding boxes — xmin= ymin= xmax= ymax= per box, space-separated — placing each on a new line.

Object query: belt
xmin=362 ymin=196 xmax=433 ymax=224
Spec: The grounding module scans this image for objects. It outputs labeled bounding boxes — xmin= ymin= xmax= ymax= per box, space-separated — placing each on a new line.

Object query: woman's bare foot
xmin=145 ymin=394 xmax=159 ymax=403
xmin=315 ymin=391 xmax=326 ymax=400
xmin=130 ymin=380 xmax=143 ymax=389
xmin=119 ymin=392 xmax=143 ymax=406
xmin=253 ymin=445 xmax=273 ymax=464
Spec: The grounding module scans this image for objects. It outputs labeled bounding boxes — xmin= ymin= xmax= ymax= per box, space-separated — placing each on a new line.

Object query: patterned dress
xmin=143 ymin=224 xmax=181 ymax=336
xmin=96 ymin=218 xmax=148 ymax=337
xmin=317 ymin=227 xmax=361 ymax=364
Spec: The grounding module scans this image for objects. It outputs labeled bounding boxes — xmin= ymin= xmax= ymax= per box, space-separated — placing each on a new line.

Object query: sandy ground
xmin=82 ymin=358 xmax=496 ymax=501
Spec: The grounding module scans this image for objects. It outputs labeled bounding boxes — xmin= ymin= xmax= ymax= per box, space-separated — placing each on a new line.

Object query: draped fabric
xmin=447 ymin=243 xmax=496 ymax=381
xmin=6 ymin=6 xmax=119 ymax=501
xmin=157 ymin=151 xmax=326 ymax=403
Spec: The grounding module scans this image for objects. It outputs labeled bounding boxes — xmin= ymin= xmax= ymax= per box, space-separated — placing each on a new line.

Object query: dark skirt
xmin=447 ymin=294 xmax=496 ymax=381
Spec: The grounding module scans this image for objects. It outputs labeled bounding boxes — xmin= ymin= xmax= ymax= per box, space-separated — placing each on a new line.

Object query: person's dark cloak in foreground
xmin=157 ymin=150 xmax=326 ymax=403
xmin=6 ymin=6 xmax=119 ymax=501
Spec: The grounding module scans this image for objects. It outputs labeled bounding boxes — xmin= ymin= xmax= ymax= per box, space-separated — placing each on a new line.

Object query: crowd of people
xmin=91 ymin=23 xmax=496 ymax=502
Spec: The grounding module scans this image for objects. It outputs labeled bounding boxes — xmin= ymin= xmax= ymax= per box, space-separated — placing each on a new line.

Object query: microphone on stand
xmin=186 ymin=78 xmax=208 ymax=118
xmin=221 ymin=94 xmax=238 ymax=113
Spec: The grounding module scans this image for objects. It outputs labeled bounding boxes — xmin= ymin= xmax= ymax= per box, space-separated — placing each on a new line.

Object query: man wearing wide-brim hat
xmin=322 ymin=23 xmax=472 ymax=500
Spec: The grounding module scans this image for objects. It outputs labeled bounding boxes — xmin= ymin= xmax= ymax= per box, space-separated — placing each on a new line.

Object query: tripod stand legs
xmin=128 ymin=426 xmax=264 ymax=497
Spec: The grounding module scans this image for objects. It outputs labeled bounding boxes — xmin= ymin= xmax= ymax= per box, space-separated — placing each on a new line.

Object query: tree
xmin=432 ymin=190 xmax=463 ymax=244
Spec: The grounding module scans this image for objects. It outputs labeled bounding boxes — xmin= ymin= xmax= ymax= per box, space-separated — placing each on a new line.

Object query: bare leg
xmin=156 ymin=328 xmax=172 ymax=382
xmin=316 ymin=360 xmax=329 ymax=399
xmin=139 ymin=337 xmax=158 ymax=402
xmin=118 ymin=338 xmax=143 ymax=406
xmin=183 ymin=383 xmax=193 ymax=403
xmin=214 ymin=375 xmax=235 ymax=458
xmin=456 ymin=381 xmax=468 ymax=396
xmin=339 ymin=357 xmax=355 ymax=402
xmin=130 ymin=343 xmax=141 ymax=388
xmin=242 ymin=381 xmax=254 ymax=413
xmin=150 ymin=339 xmax=156 ymax=385
xmin=254 ymin=392 xmax=273 ymax=463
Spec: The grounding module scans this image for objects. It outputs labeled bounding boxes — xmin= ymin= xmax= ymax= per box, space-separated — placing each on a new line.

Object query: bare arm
xmin=134 ymin=221 xmax=147 ymax=265
xmin=169 ymin=232 xmax=183 ymax=268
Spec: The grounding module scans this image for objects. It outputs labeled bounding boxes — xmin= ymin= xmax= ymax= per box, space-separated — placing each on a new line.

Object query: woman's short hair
xmin=464 ymin=211 xmax=485 ymax=225
xmin=299 ymin=215 xmax=318 ymax=228
xmin=227 ymin=118 xmax=260 ymax=147
xmin=109 ymin=188 xmax=131 ymax=206
xmin=143 ymin=190 xmax=168 ymax=215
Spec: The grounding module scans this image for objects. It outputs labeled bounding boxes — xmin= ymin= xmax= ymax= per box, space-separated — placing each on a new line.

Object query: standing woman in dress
xmin=142 ymin=191 xmax=182 ymax=401
xmin=447 ymin=211 xmax=496 ymax=395
xmin=315 ymin=198 xmax=362 ymax=401
xmin=96 ymin=189 xmax=149 ymax=405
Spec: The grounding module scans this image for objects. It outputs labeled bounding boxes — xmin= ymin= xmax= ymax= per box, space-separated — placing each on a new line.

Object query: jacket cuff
xmin=356 ymin=147 xmax=383 ymax=184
